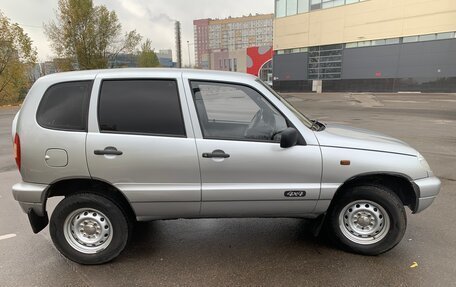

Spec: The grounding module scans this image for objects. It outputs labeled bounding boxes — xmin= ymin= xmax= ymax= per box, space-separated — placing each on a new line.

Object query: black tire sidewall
xmin=50 ymin=193 xmax=130 ymax=265
xmin=329 ymin=185 xmax=407 ymax=255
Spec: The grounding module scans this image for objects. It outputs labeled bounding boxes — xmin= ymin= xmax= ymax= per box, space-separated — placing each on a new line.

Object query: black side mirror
xmin=280 ymin=127 xmax=299 ymax=148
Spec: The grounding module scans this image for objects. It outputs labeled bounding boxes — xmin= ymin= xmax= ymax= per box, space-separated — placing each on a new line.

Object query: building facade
xmin=157 ymin=49 xmax=174 ymax=68
xmin=273 ymin=0 xmax=456 ymax=92
xmin=193 ymin=14 xmax=274 ymax=69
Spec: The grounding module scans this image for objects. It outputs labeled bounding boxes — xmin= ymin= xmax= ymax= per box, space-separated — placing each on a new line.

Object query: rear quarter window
xmin=36 ymin=81 xmax=93 ymax=131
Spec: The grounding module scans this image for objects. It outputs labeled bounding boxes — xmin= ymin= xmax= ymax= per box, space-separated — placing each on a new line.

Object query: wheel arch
xmin=330 ymin=172 xmax=419 ymax=213
xmin=43 ymin=178 xmax=136 ymax=222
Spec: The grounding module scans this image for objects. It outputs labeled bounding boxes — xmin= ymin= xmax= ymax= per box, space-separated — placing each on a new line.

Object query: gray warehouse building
xmin=273 ymin=0 xmax=456 ymax=92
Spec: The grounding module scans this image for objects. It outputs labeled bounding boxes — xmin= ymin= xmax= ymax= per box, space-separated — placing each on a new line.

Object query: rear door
xmin=86 ymin=73 xmax=201 ymax=220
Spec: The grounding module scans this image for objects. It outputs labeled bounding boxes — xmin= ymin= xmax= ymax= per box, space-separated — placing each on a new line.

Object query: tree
xmin=0 ymin=11 xmax=37 ymax=104
xmin=137 ymin=39 xmax=160 ymax=67
xmin=44 ymin=0 xmax=142 ymax=70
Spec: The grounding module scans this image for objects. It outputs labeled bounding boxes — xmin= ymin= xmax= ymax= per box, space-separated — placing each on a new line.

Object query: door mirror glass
xmin=280 ymin=127 xmax=299 ymax=148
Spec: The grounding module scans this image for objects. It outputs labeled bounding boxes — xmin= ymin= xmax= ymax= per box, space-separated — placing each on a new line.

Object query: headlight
xmin=417 ymin=153 xmax=432 ymax=176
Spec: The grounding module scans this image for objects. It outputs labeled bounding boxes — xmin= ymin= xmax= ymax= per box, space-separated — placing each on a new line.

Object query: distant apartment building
xmin=193 ymin=14 xmax=274 ymax=69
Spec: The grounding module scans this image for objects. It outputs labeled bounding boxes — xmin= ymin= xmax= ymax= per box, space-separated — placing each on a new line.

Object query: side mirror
xmin=280 ymin=127 xmax=299 ymax=148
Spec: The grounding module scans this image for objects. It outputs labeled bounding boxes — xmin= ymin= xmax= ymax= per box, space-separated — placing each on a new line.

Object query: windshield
xmin=256 ymin=79 xmax=313 ymax=129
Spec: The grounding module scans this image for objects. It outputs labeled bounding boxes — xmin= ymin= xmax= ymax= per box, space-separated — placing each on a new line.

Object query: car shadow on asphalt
xmin=121 ymin=218 xmax=338 ymax=261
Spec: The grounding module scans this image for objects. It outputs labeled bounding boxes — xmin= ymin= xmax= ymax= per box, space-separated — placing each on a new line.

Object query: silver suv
xmin=12 ymin=69 xmax=440 ymax=264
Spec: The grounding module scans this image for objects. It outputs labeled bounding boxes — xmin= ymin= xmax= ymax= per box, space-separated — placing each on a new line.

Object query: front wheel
xmin=50 ymin=193 xmax=130 ymax=264
xmin=329 ymin=185 xmax=407 ymax=255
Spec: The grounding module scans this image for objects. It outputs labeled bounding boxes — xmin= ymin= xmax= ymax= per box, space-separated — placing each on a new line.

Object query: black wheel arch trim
xmin=331 ymin=171 xmax=420 ymax=213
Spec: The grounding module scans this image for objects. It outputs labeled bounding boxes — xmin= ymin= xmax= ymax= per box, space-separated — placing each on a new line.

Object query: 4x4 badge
xmin=284 ymin=191 xmax=307 ymax=197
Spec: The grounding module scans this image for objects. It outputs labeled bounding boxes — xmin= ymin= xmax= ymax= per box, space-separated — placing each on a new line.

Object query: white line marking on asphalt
xmin=0 ymin=234 xmax=16 ymax=241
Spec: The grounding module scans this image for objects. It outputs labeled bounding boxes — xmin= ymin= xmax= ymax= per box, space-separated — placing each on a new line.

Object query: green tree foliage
xmin=44 ymin=0 xmax=142 ymax=70
xmin=137 ymin=39 xmax=160 ymax=67
xmin=0 ymin=11 xmax=37 ymax=104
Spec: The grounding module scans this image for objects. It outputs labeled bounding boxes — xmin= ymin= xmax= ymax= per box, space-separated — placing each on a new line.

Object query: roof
xmin=39 ymin=68 xmax=256 ymax=80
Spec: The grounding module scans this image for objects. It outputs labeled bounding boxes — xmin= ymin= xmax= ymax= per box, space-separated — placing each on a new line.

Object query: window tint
xmin=37 ymin=81 xmax=93 ymax=131
xmin=98 ymin=79 xmax=186 ymax=137
xmin=191 ymin=81 xmax=288 ymax=142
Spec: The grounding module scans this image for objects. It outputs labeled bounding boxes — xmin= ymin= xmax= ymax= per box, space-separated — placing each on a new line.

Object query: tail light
xmin=13 ymin=133 xmax=21 ymax=170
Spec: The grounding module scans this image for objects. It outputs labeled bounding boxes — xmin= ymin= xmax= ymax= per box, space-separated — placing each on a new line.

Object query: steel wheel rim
xmin=63 ymin=208 xmax=113 ymax=254
xmin=338 ymin=200 xmax=390 ymax=245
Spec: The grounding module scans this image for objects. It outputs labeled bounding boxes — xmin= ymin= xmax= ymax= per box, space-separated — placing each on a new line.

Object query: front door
xmin=188 ymin=80 xmax=322 ymax=217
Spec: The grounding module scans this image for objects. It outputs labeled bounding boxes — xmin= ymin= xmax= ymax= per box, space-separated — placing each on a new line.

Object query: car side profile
xmin=12 ymin=69 xmax=440 ymax=264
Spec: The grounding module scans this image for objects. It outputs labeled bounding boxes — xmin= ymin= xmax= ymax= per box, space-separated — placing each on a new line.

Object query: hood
xmin=315 ymin=123 xmax=418 ymax=156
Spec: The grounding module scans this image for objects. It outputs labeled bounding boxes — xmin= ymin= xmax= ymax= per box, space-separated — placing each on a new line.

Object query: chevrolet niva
xmin=12 ymin=69 xmax=440 ymax=264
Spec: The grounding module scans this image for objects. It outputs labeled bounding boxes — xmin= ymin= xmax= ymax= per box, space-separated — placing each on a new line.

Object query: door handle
xmin=202 ymin=149 xmax=230 ymax=159
xmin=94 ymin=147 xmax=123 ymax=156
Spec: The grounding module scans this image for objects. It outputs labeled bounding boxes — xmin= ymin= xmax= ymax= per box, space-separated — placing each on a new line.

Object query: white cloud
xmin=1 ymin=0 xmax=274 ymax=65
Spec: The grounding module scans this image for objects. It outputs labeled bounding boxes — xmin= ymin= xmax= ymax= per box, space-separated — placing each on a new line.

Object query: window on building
xmin=310 ymin=0 xmax=322 ymax=10
xmin=345 ymin=0 xmax=359 ymax=4
xmin=275 ymin=0 xmax=287 ymax=18
xmin=322 ymin=0 xmax=334 ymax=8
xmin=297 ymin=0 xmax=309 ymax=13
xmin=345 ymin=42 xmax=358 ymax=48
xmin=385 ymin=38 xmax=400 ymax=45
xmin=308 ymin=44 xmax=343 ymax=80
xmin=419 ymin=34 xmax=436 ymax=42
xmin=357 ymin=41 xmax=371 ymax=47
xmin=287 ymin=0 xmax=298 ymax=16
xmin=37 ymin=81 xmax=93 ymax=131
xmin=371 ymin=39 xmax=386 ymax=46
xmin=436 ymin=32 xmax=454 ymax=40
xmin=98 ymin=80 xmax=185 ymax=137
xmin=403 ymin=36 xmax=418 ymax=43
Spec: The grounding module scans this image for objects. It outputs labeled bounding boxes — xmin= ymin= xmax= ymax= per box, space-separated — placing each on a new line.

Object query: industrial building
xmin=273 ymin=0 xmax=456 ymax=92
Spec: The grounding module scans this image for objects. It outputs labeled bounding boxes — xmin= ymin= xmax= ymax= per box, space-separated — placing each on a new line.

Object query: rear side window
xmin=37 ymin=81 xmax=93 ymax=131
xmin=98 ymin=79 xmax=186 ymax=137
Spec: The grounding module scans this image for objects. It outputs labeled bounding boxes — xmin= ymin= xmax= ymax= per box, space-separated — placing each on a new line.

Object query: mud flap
xmin=27 ymin=208 xmax=49 ymax=234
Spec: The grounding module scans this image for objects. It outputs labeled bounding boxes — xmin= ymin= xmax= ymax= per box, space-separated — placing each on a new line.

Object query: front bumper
xmin=12 ymin=182 xmax=49 ymax=217
xmin=412 ymin=176 xmax=441 ymax=213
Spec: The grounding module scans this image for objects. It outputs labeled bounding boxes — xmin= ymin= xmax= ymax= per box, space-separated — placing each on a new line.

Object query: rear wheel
xmin=329 ymin=185 xmax=407 ymax=255
xmin=50 ymin=193 xmax=130 ymax=264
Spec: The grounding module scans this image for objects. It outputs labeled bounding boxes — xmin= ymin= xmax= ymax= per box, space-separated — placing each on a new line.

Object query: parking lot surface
xmin=0 ymin=93 xmax=455 ymax=286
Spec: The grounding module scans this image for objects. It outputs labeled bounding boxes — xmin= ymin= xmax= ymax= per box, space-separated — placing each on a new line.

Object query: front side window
xmin=191 ymin=81 xmax=288 ymax=142
xmin=37 ymin=81 xmax=93 ymax=131
xmin=98 ymin=79 xmax=186 ymax=137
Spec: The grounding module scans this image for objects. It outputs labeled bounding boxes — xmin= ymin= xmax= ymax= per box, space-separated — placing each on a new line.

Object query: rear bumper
xmin=12 ymin=182 xmax=49 ymax=217
xmin=412 ymin=176 xmax=441 ymax=213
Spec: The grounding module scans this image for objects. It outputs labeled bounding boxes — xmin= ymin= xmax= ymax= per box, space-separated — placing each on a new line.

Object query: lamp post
xmin=187 ymin=41 xmax=194 ymax=68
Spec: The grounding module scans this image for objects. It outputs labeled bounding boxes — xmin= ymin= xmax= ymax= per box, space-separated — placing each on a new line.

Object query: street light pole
xmin=187 ymin=41 xmax=192 ymax=68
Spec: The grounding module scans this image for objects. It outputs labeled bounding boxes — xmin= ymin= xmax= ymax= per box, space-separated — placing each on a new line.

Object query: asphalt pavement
xmin=0 ymin=93 xmax=455 ymax=286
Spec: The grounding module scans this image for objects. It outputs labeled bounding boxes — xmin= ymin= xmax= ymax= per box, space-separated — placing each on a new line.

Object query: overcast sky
xmin=1 ymin=0 xmax=274 ymax=65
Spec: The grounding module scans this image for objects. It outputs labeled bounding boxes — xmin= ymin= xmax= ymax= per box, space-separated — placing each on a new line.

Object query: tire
xmin=329 ymin=185 xmax=407 ymax=255
xmin=50 ymin=193 xmax=130 ymax=265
